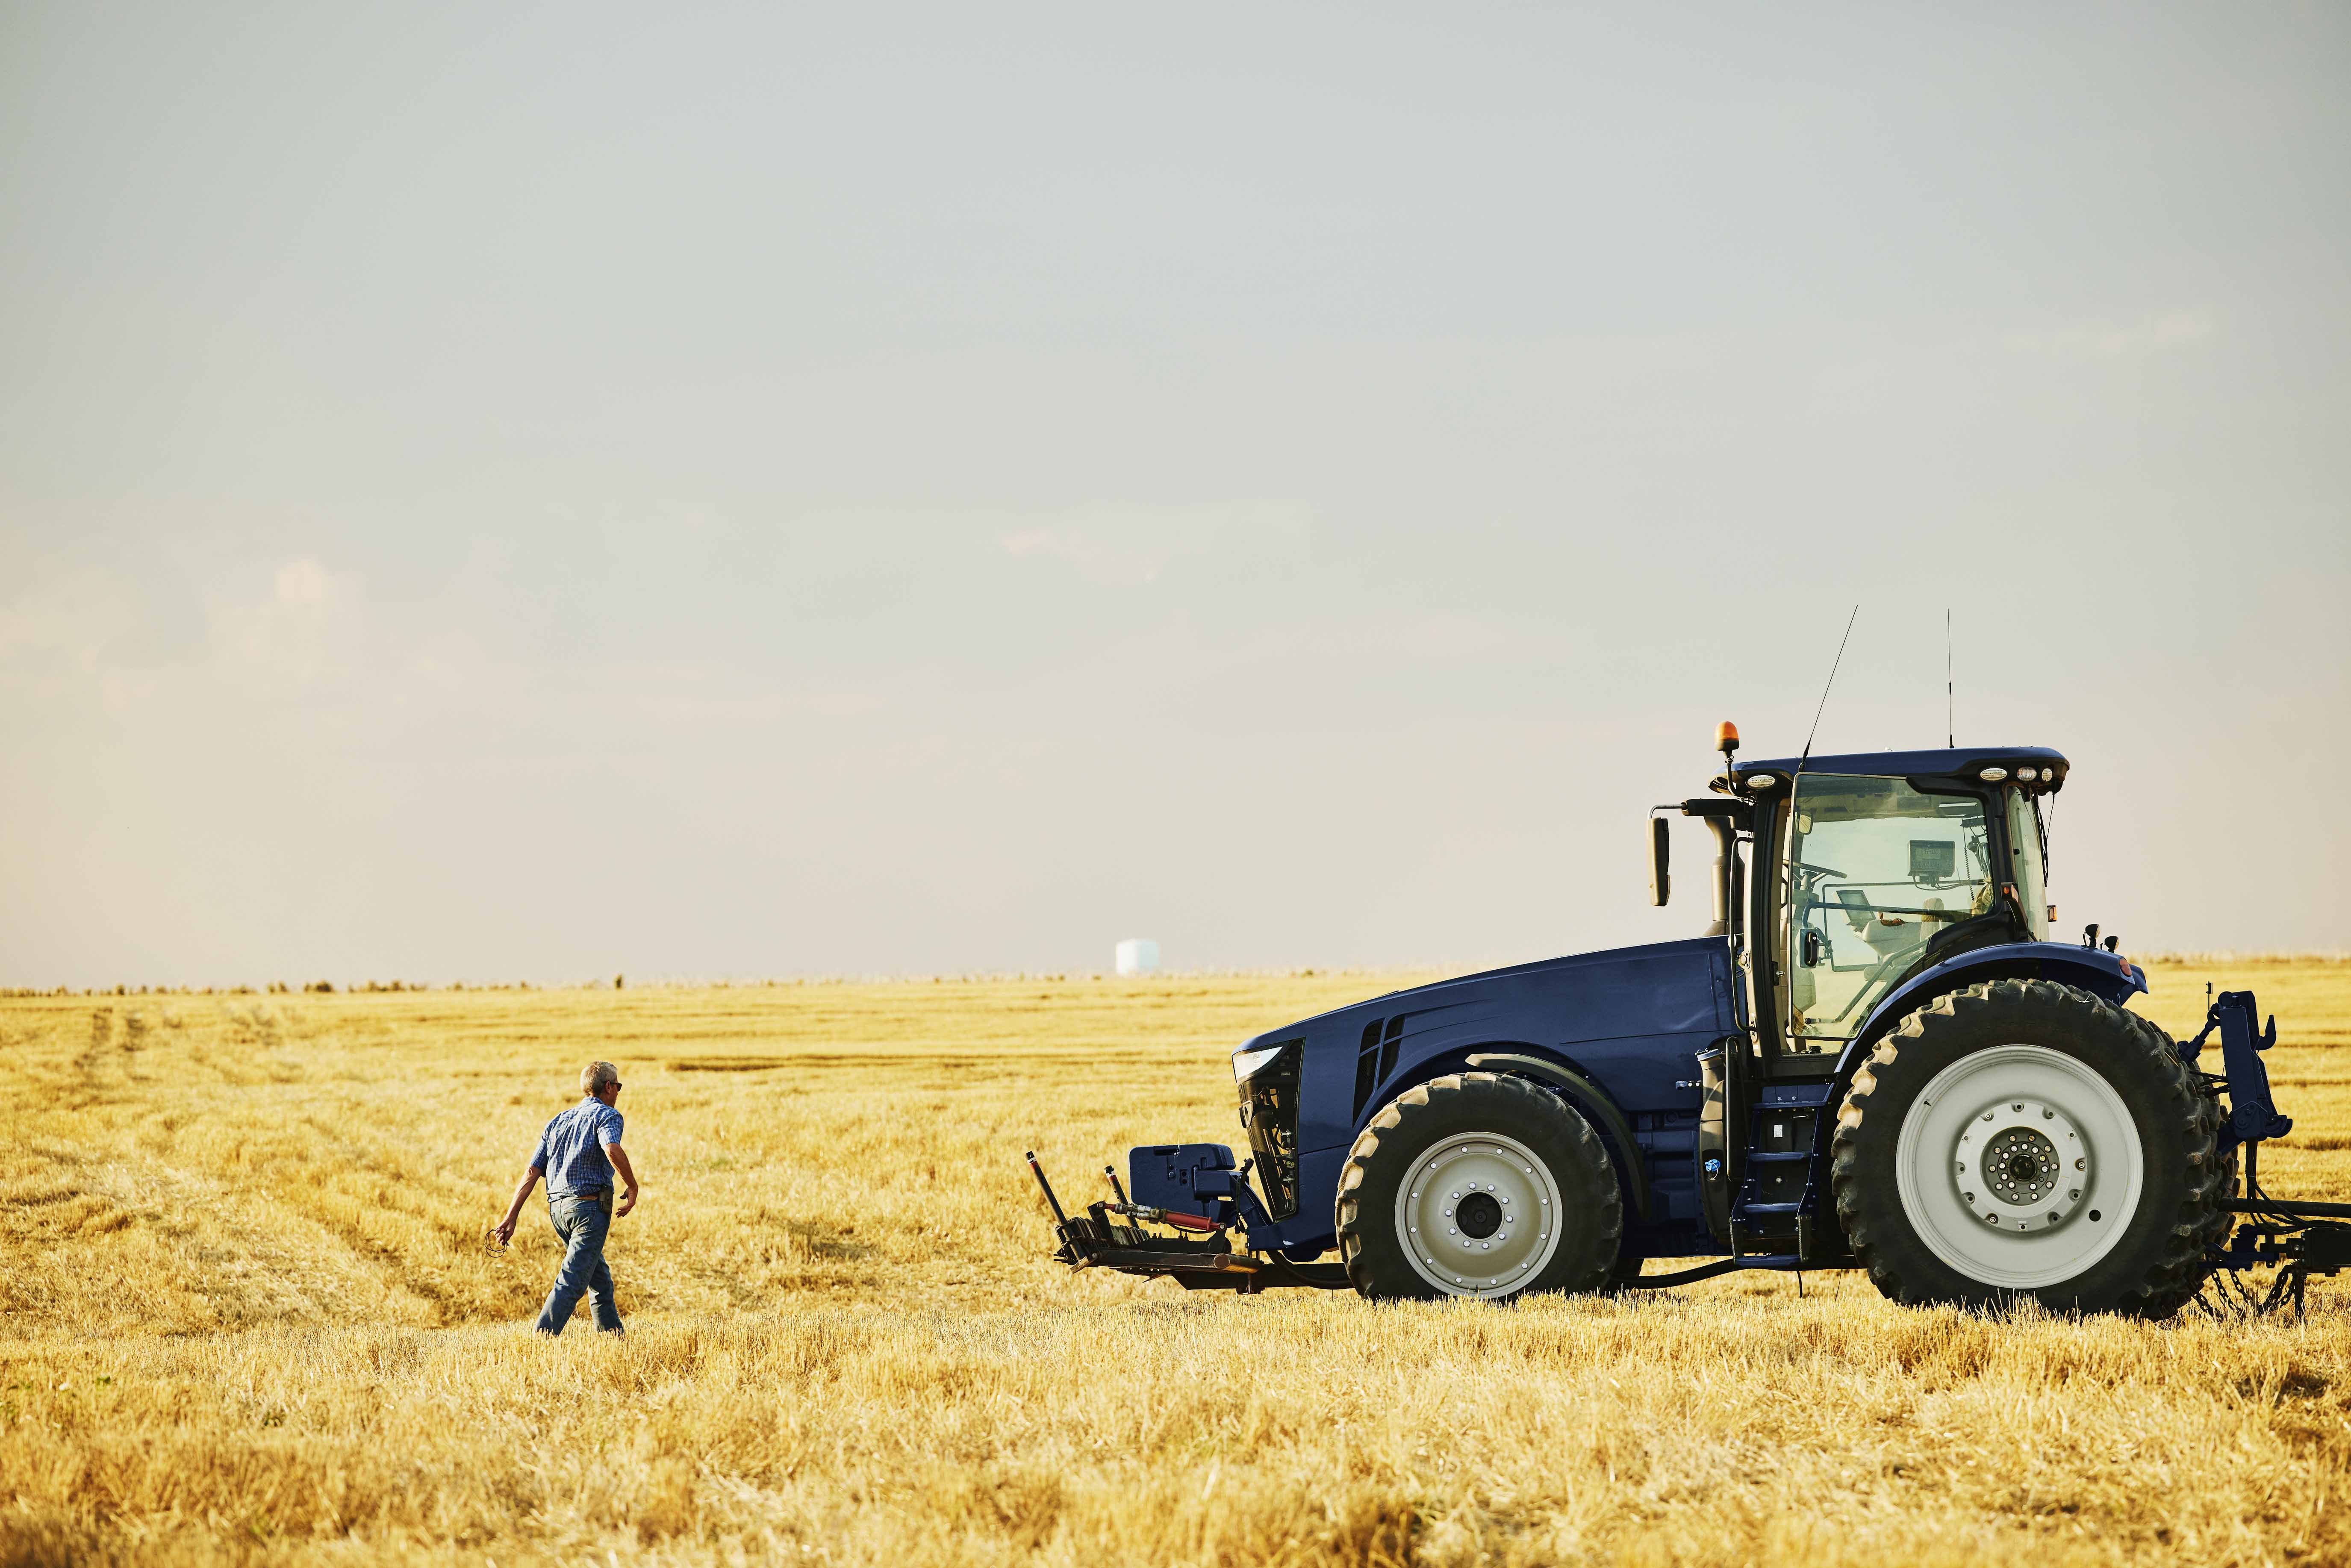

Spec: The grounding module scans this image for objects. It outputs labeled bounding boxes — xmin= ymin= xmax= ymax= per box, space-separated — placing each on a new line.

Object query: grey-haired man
xmin=492 ymin=1060 xmax=640 ymax=1335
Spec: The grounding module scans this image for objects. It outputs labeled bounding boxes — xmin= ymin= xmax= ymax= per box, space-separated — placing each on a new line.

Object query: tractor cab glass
xmin=1775 ymin=774 xmax=1994 ymax=1051
xmin=2003 ymin=786 xmax=2050 ymax=943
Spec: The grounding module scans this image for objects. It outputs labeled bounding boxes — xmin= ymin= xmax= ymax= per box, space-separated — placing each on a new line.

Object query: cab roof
xmin=1732 ymin=745 xmax=2068 ymax=792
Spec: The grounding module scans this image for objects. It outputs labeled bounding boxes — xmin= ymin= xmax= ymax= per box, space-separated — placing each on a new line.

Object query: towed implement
xmin=1029 ymin=728 xmax=2348 ymax=1315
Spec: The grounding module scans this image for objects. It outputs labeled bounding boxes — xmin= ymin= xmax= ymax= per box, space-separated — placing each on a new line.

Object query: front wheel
xmin=1335 ymin=1072 xmax=1622 ymax=1301
xmin=1830 ymin=979 xmax=2225 ymax=1316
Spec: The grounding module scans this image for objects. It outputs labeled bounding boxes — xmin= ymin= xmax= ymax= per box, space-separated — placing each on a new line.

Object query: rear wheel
xmin=2121 ymin=1008 xmax=2235 ymax=1317
xmin=1831 ymin=979 xmax=2221 ymax=1316
xmin=1336 ymin=1072 xmax=1621 ymax=1301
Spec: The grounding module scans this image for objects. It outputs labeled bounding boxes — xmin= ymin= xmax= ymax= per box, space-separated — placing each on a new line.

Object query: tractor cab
xmin=1662 ymin=730 xmax=2068 ymax=1078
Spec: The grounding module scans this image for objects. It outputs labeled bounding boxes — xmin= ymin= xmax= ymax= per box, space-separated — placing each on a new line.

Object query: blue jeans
xmin=534 ymin=1193 xmax=624 ymax=1335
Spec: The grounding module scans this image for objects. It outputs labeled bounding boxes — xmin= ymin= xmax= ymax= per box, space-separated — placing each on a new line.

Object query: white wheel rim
xmin=1394 ymin=1132 xmax=1564 ymax=1298
xmin=1894 ymin=1044 xmax=2144 ymax=1289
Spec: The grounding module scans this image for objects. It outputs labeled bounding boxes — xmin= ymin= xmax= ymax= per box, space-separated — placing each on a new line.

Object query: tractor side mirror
xmin=1648 ymin=816 xmax=1670 ymax=906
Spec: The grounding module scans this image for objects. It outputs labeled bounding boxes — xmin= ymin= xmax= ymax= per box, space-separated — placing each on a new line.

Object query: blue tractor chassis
xmin=1031 ymin=946 xmax=2350 ymax=1305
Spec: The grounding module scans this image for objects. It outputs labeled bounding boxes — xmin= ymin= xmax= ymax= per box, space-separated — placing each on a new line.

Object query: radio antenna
xmin=1945 ymin=609 xmax=1954 ymax=748
xmin=1794 ymin=605 xmax=1859 ymax=780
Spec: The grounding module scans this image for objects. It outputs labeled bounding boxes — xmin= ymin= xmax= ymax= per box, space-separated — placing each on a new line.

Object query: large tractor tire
xmin=1336 ymin=1071 xmax=1622 ymax=1302
xmin=2120 ymin=1008 xmax=2236 ymax=1318
xmin=1830 ymin=979 xmax=2228 ymax=1316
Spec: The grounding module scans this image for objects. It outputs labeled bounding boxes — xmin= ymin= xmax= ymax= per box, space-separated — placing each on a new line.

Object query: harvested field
xmin=2 ymin=959 xmax=2347 ymax=1565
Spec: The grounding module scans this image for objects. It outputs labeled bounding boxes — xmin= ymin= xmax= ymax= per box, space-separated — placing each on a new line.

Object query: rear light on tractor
xmin=1979 ymin=767 xmax=2009 ymax=782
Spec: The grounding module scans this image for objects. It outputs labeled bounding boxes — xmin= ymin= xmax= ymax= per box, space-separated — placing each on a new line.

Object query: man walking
xmin=491 ymin=1060 xmax=639 ymax=1335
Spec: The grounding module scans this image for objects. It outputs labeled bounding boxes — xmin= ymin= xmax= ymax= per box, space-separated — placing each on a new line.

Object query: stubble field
xmin=3 ymin=959 xmax=2348 ymax=1567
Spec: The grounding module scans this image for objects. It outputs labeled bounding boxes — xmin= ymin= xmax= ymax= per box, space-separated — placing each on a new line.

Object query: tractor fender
xmin=1463 ymin=1050 xmax=1653 ymax=1222
xmin=1833 ymin=941 xmax=2151 ymax=1085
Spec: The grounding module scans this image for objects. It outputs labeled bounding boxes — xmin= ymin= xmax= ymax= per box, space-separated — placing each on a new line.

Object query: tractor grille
xmin=1351 ymin=1015 xmax=1408 ymax=1118
xmin=1241 ymin=1038 xmax=1302 ymax=1220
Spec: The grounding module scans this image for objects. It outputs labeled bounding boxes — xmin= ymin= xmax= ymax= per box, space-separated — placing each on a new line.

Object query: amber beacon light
xmin=1716 ymin=721 xmax=1740 ymax=759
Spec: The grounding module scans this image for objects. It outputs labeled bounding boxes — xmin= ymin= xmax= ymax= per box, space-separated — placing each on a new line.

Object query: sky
xmin=2 ymin=2 xmax=2346 ymax=987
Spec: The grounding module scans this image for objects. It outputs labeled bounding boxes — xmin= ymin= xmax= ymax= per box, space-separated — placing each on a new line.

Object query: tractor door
xmin=1773 ymin=774 xmax=1999 ymax=1058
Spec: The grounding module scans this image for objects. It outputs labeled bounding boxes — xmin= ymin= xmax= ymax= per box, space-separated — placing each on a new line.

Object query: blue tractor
xmin=1030 ymin=726 xmax=2349 ymax=1314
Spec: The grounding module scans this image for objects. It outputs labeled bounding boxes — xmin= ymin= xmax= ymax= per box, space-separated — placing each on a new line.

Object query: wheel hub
xmin=1456 ymin=1190 xmax=1503 ymax=1238
xmin=1394 ymin=1133 xmax=1563 ymax=1298
xmin=1986 ymin=1129 xmax=2058 ymax=1204
xmin=1950 ymin=1095 xmax=2091 ymax=1232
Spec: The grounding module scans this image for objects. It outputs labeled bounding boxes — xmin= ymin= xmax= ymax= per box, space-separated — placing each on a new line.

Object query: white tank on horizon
xmin=1114 ymin=938 xmax=1160 ymax=977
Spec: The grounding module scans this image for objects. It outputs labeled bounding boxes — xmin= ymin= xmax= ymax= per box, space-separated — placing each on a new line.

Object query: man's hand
xmin=492 ymin=1165 xmax=542 ymax=1247
xmin=606 ymin=1141 xmax=639 ymax=1217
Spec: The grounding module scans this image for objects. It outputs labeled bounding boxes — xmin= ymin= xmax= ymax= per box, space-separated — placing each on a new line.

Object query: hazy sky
xmin=3 ymin=3 xmax=2346 ymax=986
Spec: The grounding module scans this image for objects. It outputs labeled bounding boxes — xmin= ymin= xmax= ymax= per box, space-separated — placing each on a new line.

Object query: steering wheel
xmin=1789 ymin=860 xmax=1846 ymax=882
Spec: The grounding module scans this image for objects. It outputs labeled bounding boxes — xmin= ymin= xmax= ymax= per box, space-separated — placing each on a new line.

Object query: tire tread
xmin=1336 ymin=1071 xmax=1622 ymax=1301
xmin=1829 ymin=978 xmax=2224 ymax=1318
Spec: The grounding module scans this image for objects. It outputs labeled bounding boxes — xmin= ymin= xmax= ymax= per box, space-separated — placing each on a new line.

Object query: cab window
xmin=1777 ymin=774 xmax=1992 ymax=1050
xmin=2003 ymin=786 xmax=2050 ymax=942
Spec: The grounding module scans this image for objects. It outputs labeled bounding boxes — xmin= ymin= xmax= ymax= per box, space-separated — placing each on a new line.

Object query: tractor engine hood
xmin=1237 ymin=937 xmax=1741 ymax=1159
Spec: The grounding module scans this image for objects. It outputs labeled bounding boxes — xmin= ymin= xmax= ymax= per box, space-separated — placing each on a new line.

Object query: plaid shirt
xmin=530 ymin=1098 xmax=625 ymax=1198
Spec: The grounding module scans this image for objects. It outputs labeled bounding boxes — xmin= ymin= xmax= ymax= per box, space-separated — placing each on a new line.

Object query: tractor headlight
xmin=1233 ymin=1044 xmax=1288 ymax=1083
xmin=1234 ymin=1039 xmax=1303 ymax=1221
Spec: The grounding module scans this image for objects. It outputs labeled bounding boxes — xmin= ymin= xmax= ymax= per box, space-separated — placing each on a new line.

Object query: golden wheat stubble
xmin=0 ymin=961 xmax=2345 ymax=1565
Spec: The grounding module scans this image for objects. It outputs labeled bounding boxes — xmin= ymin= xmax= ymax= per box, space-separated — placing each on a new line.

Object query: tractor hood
xmin=1238 ymin=937 xmax=1739 ymax=1157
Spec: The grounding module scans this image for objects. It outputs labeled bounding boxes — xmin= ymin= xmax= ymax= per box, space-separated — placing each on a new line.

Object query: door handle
xmin=1801 ymin=927 xmax=1824 ymax=967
